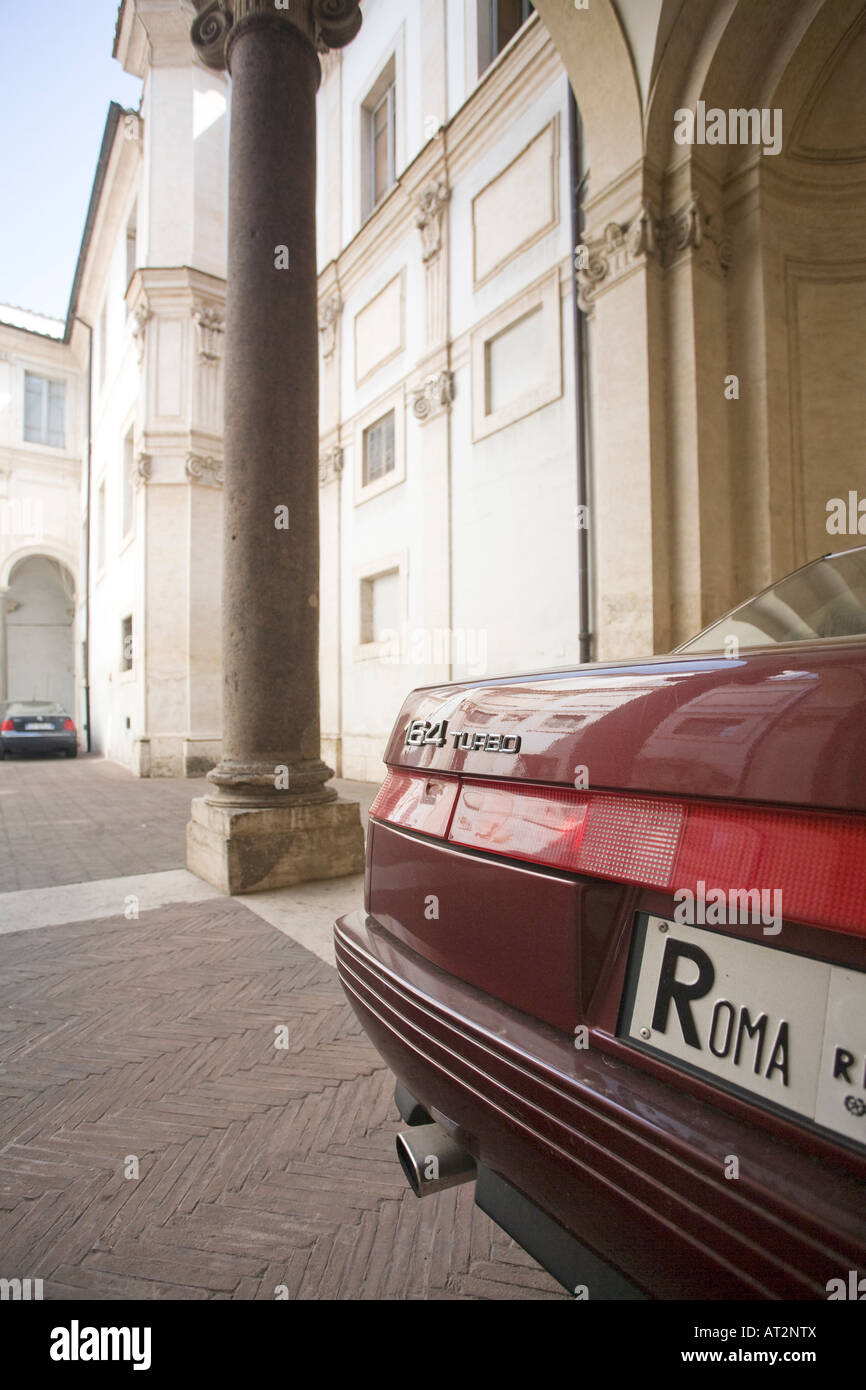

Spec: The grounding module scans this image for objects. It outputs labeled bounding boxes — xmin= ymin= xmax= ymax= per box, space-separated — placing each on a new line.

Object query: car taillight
xmin=63 ymin=718 xmax=75 ymax=731
xmin=371 ymin=769 xmax=866 ymax=937
xmin=369 ymin=769 xmax=458 ymax=838
xmin=0 ymin=719 xmax=12 ymax=731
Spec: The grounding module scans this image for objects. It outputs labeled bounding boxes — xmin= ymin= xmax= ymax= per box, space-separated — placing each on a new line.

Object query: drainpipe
xmin=568 ymin=89 xmax=593 ymax=664
xmin=75 ymin=315 xmax=93 ymax=751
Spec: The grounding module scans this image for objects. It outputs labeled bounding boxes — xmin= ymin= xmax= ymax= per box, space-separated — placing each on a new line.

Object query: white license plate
xmin=620 ymin=914 xmax=866 ymax=1152
xmin=25 ymin=723 xmax=53 ymax=730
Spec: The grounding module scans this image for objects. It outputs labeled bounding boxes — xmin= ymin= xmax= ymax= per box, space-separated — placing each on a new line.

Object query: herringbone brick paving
xmin=0 ymin=895 xmax=567 ymax=1299
xmin=0 ymin=755 xmax=212 ymax=893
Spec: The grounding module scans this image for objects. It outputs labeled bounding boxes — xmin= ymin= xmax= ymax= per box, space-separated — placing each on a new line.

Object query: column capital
xmin=191 ymin=0 xmax=361 ymax=71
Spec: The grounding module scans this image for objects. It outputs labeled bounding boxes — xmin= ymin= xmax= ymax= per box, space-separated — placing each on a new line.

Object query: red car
xmin=335 ymin=546 xmax=866 ymax=1299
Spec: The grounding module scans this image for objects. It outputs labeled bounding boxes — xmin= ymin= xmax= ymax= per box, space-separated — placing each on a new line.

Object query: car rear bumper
xmin=335 ymin=909 xmax=866 ymax=1300
xmin=1 ymin=733 xmax=76 ymax=755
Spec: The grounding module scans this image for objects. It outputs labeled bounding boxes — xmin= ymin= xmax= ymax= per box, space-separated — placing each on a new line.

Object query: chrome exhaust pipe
xmin=396 ymin=1123 xmax=476 ymax=1198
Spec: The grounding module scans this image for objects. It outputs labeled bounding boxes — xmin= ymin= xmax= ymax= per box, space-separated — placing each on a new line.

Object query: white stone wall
xmin=0 ymin=316 xmax=82 ymax=719
xmin=318 ymin=4 xmax=579 ymax=781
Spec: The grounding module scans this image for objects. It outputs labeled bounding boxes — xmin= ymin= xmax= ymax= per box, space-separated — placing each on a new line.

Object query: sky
xmin=0 ymin=0 xmax=142 ymax=321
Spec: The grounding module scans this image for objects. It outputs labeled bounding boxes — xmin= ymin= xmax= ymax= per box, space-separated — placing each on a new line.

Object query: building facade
xmin=0 ymin=308 xmax=83 ymax=715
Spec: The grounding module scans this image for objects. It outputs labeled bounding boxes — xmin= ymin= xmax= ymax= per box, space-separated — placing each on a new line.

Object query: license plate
xmin=25 ymin=723 xmax=53 ymax=730
xmin=619 ymin=914 xmax=866 ymax=1152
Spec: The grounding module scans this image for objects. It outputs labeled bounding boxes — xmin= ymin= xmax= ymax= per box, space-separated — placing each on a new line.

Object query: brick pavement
xmin=0 ymin=756 xmax=567 ymax=1299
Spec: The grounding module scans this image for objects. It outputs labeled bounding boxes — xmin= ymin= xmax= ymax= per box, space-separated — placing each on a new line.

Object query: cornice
xmin=446 ymin=24 xmax=562 ymax=185
xmin=74 ymin=117 xmax=142 ymax=323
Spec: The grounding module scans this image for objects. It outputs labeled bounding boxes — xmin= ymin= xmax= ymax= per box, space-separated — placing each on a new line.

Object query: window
xmin=126 ymin=203 xmax=137 ymax=316
xmin=353 ymin=549 xmax=408 ymax=660
xmin=479 ymin=0 xmax=534 ymax=73
xmin=121 ymin=615 xmax=133 ymax=672
xmin=363 ymin=411 xmax=395 ymax=487
xmin=98 ymin=299 xmax=107 ymax=390
xmin=23 ymin=372 xmax=66 ymax=448
xmin=371 ymin=86 xmax=395 ymax=207
xmin=96 ymin=482 xmax=106 ymax=572
xmin=354 ymin=387 xmax=406 ymax=504
xmin=362 ymin=57 xmax=396 ymax=220
xmin=360 ymin=568 xmax=400 ymax=646
xmin=122 ymin=430 xmax=134 ymax=538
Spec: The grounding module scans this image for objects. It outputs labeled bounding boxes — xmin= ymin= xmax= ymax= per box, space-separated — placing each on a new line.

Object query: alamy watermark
xmin=674 ymin=102 xmax=782 ymax=157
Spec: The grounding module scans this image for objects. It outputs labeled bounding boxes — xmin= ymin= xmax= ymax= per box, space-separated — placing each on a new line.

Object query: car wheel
xmin=65 ymin=747 xmax=78 ymax=758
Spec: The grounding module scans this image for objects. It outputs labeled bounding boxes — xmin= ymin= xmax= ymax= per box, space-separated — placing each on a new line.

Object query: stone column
xmin=186 ymin=0 xmax=365 ymax=893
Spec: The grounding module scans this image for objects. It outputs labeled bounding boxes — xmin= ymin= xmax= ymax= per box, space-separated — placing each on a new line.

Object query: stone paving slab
xmin=0 ymin=895 xmax=567 ymax=1300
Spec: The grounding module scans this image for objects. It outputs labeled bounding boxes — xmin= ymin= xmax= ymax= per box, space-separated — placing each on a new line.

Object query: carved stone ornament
xmin=415 ymin=180 xmax=450 ymax=263
xmin=193 ymin=302 xmax=225 ymax=362
xmin=191 ymin=0 xmax=362 ymax=70
xmin=134 ymin=453 xmax=152 ymax=488
xmin=317 ymin=295 xmax=342 ymax=358
xmin=656 ymin=194 xmax=733 ymax=273
xmin=411 ymin=371 xmax=454 ymax=422
xmin=186 ymin=453 xmax=225 ymax=487
xmin=131 ymin=304 xmax=152 ymax=366
xmin=576 ymin=194 xmax=731 ymax=313
xmin=318 ymin=445 xmax=343 ymax=486
xmin=122 ymin=111 xmax=142 ymax=142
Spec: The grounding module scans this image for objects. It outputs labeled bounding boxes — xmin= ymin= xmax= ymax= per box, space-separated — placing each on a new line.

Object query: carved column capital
xmin=318 ymin=445 xmax=343 ymax=486
xmin=318 ymin=295 xmax=342 ymax=358
xmin=131 ymin=303 xmax=152 ymax=366
xmin=191 ymin=0 xmax=361 ymax=71
xmin=122 ymin=111 xmax=142 ymax=143
xmin=186 ymin=453 xmax=225 ymax=487
xmin=411 ymin=371 xmax=454 ymax=423
xmin=576 ymin=194 xmax=731 ymax=313
xmin=192 ymin=302 xmax=225 ymax=363
xmin=657 ymin=193 xmax=732 ymax=274
xmin=415 ymin=180 xmax=450 ymax=263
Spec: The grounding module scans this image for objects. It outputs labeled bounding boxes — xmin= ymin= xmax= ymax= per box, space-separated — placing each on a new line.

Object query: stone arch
xmin=3 ymin=553 xmax=76 ymax=711
xmin=533 ymin=0 xmax=644 ymax=192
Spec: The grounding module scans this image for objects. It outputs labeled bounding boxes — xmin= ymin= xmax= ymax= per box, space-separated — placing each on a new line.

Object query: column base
xmin=186 ymin=794 xmax=365 ymax=894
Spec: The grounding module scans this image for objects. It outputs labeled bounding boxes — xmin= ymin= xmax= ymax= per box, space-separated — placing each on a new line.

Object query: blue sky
xmin=0 ymin=1 xmax=142 ymax=320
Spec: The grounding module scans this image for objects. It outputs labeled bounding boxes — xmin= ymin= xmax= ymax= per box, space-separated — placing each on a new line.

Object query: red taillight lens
xmin=63 ymin=718 xmax=75 ymax=731
xmin=0 ymin=719 xmax=12 ymax=731
xmin=674 ymin=803 xmax=866 ymax=939
xmin=449 ymin=783 xmax=591 ymax=872
xmin=369 ymin=769 xmax=459 ymax=838
xmin=372 ymin=768 xmax=866 ymax=937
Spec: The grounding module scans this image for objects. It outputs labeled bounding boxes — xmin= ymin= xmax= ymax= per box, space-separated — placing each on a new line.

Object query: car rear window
xmin=678 ymin=548 xmax=866 ymax=652
xmin=5 ymin=702 xmax=67 ymax=716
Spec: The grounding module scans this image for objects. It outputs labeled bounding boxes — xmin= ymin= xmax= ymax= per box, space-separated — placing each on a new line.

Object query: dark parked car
xmin=1 ymin=701 xmax=78 ymax=758
xmin=335 ymin=546 xmax=866 ymax=1298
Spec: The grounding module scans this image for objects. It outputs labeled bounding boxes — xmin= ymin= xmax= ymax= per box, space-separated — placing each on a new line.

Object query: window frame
xmin=369 ymin=83 xmax=396 ymax=213
xmin=471 ymin=268 xmax=562 ymax=441
xmin=23 ymin=371 xmax=67 ymax=450
xmin=478 ymin=0 xmax=534 ymax=76
xmin=121 ymin=428 xmax=135 ymax=542
xmin=120 ymin=614 xmax=133 ymax=673
xmin=353 ymin=550 xmax=409 ymax=663
xmin=353 ymin=385 xmax=406 ymax=505
xmin=358 ymin=47 xmax=400 ymax=226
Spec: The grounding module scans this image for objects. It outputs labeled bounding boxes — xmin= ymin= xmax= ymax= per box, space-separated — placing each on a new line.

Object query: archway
xmin=3 ymin=555 xmax=76 ymax=712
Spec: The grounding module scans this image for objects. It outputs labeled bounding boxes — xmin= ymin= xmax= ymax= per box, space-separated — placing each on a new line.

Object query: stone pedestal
xmin=187 ymin=796 xmax=365 ymax=895
xmin=186 ymin=0 xmax=365 ymax=893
